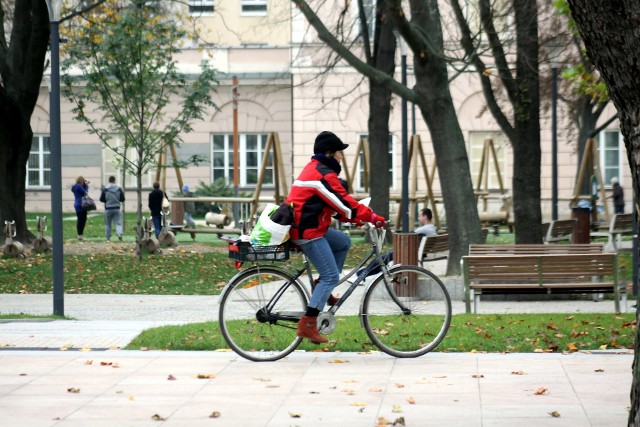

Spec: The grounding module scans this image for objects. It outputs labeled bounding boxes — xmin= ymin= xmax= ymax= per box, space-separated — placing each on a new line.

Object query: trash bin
xmin=170 ymin=200 xmax=185 ymax=226
xmin=571 ymin=207 xmax=591 ymax=244
xmin=392 ymin=233 xmax=419 ymax=298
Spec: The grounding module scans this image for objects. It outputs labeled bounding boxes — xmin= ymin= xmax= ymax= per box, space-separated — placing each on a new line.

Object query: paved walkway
xmin=0 ymin=285 xmax=635 ymax=425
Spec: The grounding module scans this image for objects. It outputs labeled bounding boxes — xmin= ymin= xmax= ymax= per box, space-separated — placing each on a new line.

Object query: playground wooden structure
xmin=342 ymin=135 xmax=441 ymax=230
xmin=164 ymin=132 xmax=290 ymax=233
xmin=571 ymin=137 xmax=610 ymax=224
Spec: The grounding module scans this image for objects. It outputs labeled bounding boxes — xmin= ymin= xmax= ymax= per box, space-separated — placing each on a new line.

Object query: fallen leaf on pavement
xmin=534 ymin=387 xmax=548 ymax=395
xmin=151 ymin=414 xmax=165 ymax=420
xmin=167 ymin=374 xmax=177 ymax=380
xmin=209 ymin=411 xmax=221 ymax=418
xmin=392 ymin=405 xmax=402 ymax=413
xmin=288 ymin=411 xmax=302 ymax=418
xmin=195 ymin=373 xmax=216 ymax=379
xmin=67 ymin=387 xmax=80 ymax=393
xmin=549 ymin=411 xmax=561 ymax=418
xmin=511 ymin=371 xmax=525 ymax=375
xmin=406 ymin=396 xmax=415 ymax=404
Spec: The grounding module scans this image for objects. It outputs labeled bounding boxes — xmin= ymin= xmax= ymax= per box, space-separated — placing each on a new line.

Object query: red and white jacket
xmin=286 ymin=158 xmax=374 ymax=240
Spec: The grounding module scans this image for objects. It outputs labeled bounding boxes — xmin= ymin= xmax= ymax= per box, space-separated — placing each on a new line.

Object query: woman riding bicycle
xmin=286 ymin=131 xmax=386 ymax=343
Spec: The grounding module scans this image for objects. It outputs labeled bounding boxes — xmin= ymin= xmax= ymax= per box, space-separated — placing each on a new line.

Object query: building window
xmin=188 ymin=0 xmax=214 ymax=15
xmin=599 ymin=130 xmax=623 ymax=187
xmin=241 ymin=0 xmax=267 ymax=15
xmin=102 ymin=136 xmax=154 ymax=189
xmin=468 ymin=131 xmax=508 ymax=191
xmin=354 ymin=134 xmax=395 ymax=192
xmin=26 ymin=135 xmax=51 ymax=188
xmin=212 ymin=133 xmax=273 ymax=187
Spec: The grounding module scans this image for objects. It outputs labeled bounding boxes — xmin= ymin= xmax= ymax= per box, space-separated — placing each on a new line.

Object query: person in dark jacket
xmin=285 ymin=131 xmax=386 ymax=343
xmin=99 ymin=175 xmax=125 ymax=241
xmin=71 ymin=176 xmax=90 ymax=240
xmin=148 ymin=181 xmax=168 ymax=238
xmin=609 ymin=177 xmax=625 ymax=214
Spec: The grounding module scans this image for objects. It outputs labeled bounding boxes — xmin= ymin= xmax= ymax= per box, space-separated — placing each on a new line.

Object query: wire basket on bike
xmin=228 ymin=240 xmax=290 ymax=262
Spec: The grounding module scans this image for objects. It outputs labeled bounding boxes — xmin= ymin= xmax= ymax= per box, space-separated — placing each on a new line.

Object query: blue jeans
xmin=104 ymin=209 xmax=122 ymax=239
xmin=151 ymin=214 xmax=162 ymax=238
xmin=299 ymin=228 xmax=351 ymax=311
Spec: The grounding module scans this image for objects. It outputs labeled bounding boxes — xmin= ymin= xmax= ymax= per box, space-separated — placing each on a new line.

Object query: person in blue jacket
xmin=71 ymin=176 xmax=90 ymax=241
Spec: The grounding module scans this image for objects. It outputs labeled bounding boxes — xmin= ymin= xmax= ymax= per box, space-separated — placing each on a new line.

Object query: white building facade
xmin=27 ymin=0 xmax=630 ymax=224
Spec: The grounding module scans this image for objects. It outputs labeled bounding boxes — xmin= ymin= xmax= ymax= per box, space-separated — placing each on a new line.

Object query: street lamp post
xmin=551 ymin=65 xmax=559 ymax=221
xmin=398 ymin=35 xmax=409 ymax=233
xmin=46 ymin=0 xmax=64 ymax=316
xmin=232 ymin=76 xmax=240 ymax=224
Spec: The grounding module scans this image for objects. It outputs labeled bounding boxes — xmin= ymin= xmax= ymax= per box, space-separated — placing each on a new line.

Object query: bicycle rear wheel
xmin=362 ymin=265 xmax=451 ymax=358
xmin=218 ymin=266 xmax=309 ymax=361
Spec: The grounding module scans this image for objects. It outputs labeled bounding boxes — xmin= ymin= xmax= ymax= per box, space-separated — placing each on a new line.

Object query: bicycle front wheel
xmin=218 ymin=266 xmax=309 ymax=362
xmin=362 ymin=265 xmax=451 ymax=358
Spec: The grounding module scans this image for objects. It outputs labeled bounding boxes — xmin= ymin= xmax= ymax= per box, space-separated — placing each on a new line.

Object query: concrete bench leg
xmin=473 ymin=292 xmax=480 ymax=314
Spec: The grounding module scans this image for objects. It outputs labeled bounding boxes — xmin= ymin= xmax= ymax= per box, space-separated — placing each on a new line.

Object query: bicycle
xmin=218 ymin=224 xmax=452 ymax=362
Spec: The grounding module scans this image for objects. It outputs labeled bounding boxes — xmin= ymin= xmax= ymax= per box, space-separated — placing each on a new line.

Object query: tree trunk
xmin=411 ymin=0 xmax=482 ymax=275
xmin=566 ymin=1 xmax=640 ymax=424
xmin=0 ymin=111 xmax=33 ymax=244
xmin=368 ymin=0 xmax=396 ymax=220
xmin=0 ymin=0 xmax=51 ymax=244
xmin=512 ymin=125 xmax=542 ymax=243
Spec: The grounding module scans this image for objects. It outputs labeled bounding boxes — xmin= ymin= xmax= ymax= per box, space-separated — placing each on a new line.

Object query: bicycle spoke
xmin=219 ymin=267 xmax=308 ymax=361
xmin=362 ymin=265 xmax=451 ymax=358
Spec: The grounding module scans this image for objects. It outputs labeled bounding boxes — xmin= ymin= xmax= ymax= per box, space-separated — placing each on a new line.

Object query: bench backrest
xmin=610 ymin=213 xmax=634 ymax=233
xmin=463 ymin=253 xmax=616 ymax=283
xmin=421 ymin=233 xmax=449 ymax=254
xmin=544 ymin=219 xmax=576 ymax=243
xmin=419 ymin=229 xmax=490 ymax=263
xmin=468 ymin=243 xmax=605 ymax=256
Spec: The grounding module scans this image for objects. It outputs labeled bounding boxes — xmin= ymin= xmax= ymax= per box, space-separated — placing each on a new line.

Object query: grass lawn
xmin=126 ymin=313 xmax=636 ymax=353
xmin=4 ymin=214 xmax=636 ymax=354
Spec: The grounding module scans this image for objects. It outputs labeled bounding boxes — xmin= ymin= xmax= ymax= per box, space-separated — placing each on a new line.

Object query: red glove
xmin=371 ymin=214 xmax=386 ymax=228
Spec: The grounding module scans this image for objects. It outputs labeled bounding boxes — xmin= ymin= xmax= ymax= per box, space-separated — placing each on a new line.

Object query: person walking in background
xmin=71 ymin=176 xmax=90 ymax=241
xmin=609 ymin=177 xmax=625 ymax=214
xmin=100 ymin=176 xmax=125 ymax=241
xmin=182 ymin=184 xmax=196 ymax=240
xmin=148 ymin=181 xmax=167 ymax=238
xmin=414 ymin=207 xmax=437 ymax=236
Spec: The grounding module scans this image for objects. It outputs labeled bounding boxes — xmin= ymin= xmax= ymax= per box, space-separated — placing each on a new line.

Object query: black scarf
xmin=312 ymin=153 xmax=341 ymax=175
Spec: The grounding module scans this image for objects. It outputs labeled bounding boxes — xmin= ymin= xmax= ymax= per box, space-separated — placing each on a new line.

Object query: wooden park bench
xmin=591 ymin=213 xmax=634 ymax=252
xmin=418 ymin=229 xmax=489 ymax=266
xmin=543 ymin=219 xmax=576 ymax=243
xmin=468 ymin=243 xmax=604 ymax=256
xmin=462 ymin=249 xmax=625 ymax=314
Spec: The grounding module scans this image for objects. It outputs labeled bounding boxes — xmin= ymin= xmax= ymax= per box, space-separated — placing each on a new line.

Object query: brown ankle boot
xmin=313 ymin=278 xmax=339 ymax=307
xmin=297 ymin=315 xmax=328 ymax=343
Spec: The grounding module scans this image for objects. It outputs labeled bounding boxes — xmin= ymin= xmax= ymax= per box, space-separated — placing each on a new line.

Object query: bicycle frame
xmin=253 ymin=225 xmax=406 ymax=324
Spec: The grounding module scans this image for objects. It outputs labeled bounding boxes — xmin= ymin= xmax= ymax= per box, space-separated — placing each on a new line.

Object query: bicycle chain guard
xmin=317 ymin=312 xmax=337 ymax=335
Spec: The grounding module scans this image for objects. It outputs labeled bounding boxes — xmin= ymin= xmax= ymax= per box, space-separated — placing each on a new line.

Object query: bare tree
xmin=566 ymin=1 xmax=640 ymax=424
xmin=451 ymin=0 xmax=542 ymax=243
xmin=0 ymin=0 xmax=51 ymax=243
xmin=292 ymin=0 xmax=483 ymax=274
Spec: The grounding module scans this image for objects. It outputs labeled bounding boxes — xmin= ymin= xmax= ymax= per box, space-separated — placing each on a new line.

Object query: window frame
xmin=211 ymin=133 xmax=274 ymax=187
xmin=26 ymin=135 xmax=51 ymax=189
xmin=598 ymin=129 xmax=623 ymax=188
xmin=241 ymin=0 xmax=267 ymax=16
xmin=188 ymin=0 xmax=214 ymax=16
xmin=354 ymin=133 xmax=396 ymax=192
